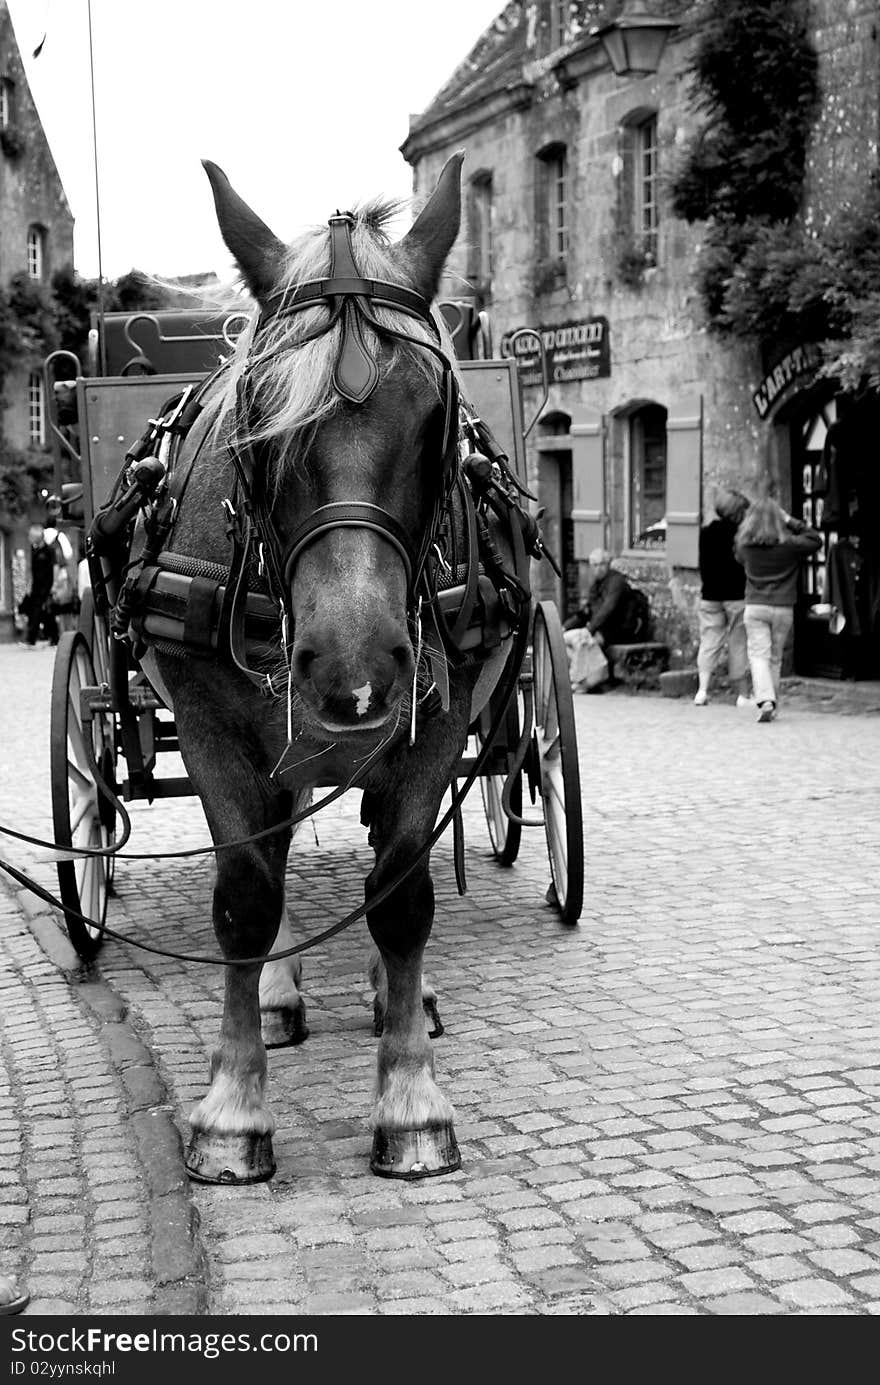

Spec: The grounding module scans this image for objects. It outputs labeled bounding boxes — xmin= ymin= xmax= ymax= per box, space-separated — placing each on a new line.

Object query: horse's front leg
xmin=181 ymin=761 xmax=293 ymax=1185
xmin=365 ymin=782 xmax=461 ymax=1180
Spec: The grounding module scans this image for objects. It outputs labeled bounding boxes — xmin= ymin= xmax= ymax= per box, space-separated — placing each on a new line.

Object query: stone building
xmin=401 ymin=0 xmax=880 ymax=679
xmin=0 ymin=0 xmax=74 ymax=637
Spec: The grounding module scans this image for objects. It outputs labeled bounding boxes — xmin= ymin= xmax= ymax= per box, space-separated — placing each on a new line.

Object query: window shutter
xmin=570 ymin=407 xmax=605 ymax=558
xmin=665 ymin=394 xmax=703 ymax=566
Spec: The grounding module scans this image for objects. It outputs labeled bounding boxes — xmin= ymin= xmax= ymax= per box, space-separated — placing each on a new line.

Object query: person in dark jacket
xmin=563 ymin=548 xmax=646 ymax=647
xmin=23 ymin=524 xmax=59 ymax=647
xmin=735 ymin=498 xmax=822 ymax=722
xmin=693 ymin=488 xmax=751 ymax=707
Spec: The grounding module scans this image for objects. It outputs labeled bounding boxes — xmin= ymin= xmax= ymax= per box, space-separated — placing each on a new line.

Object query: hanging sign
xmin=500 ymin=317 xmax=611 ymax=387
xmin=752 ymin=342 xmax=821 ymax=419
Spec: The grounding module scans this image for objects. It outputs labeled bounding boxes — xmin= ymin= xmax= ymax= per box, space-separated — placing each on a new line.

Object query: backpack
xmin=626 ymin=586 xmax=653 ymax=641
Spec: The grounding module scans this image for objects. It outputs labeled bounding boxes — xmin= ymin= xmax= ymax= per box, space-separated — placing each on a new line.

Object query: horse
xmin=128 ymin=153 xmax=534 ymax=1184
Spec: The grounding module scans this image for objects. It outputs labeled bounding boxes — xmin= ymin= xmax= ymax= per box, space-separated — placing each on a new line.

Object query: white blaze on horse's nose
xmin=352 ymin=683 xmax=372 ymax=717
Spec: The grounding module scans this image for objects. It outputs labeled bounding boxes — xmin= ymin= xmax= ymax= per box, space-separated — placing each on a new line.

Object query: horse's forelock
xmin=211 ymin=198 xmax=451 ymax=478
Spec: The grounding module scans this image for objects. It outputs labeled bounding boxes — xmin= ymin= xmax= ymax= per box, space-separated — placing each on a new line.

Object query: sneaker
xmin=736 ymin=694 xmax=755 ymax=709
xmin=693 ymin=689 xmax=708 ymax=706
xmin=757 ymin=701 xmax=775 ymax=723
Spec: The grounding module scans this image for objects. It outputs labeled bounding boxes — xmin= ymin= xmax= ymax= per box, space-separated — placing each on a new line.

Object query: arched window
xmin=29 ymin=372 xmax=46 ymax=445
xmin=620 ymin=112 xmax=659 ymax=265
xmin=628 ymin=403 xmax=667 ymax=547
xmin=536 ymin=142 xmax=568 ymax=266
xmin=468 ymin=171 xmax=494 ymax=294
xmin=27 ymin=225 xmax=46 ymax=280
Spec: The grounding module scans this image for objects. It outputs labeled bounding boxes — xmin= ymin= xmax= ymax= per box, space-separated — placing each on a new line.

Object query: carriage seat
xmin=606 ymin=641 xmax=670 ymax=690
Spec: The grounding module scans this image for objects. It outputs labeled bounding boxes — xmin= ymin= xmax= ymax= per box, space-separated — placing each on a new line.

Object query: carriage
xmin=37 ymin=155 xmax=585 ymax=1182
xmin=44 ymin=303 xmax=584 ymax=956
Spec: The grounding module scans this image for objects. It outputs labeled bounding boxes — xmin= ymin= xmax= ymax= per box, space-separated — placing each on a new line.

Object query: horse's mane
xmin=210 ymin=198 xmax=455 ymax=481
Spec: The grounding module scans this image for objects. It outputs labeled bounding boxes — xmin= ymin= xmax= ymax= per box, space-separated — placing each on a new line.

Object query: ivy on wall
xmin=670 ymin=0 xmax=820 ymax=338
xmin=671 ymin=0 xmax=880 ymax=390
xmin=0 ymin=267 xmax=169 ymax=518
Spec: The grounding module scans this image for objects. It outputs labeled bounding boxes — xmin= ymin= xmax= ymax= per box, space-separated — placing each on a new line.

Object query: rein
xmin=0 ymin=612 xmax=530 ymax=967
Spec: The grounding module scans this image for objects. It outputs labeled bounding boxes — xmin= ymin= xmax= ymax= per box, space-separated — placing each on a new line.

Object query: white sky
xmin=6 ymin=0 xmax=506 ymax=282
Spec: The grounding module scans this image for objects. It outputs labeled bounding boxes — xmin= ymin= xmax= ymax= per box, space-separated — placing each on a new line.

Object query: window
xmin=628 ymin=403 xmax=667 ymax=547
xmin=0 ymin=78 xmax=13 ymax=129
xmin=620 ymin=113 xmax=659 ymax=265
xmin=468 ymin=173 xmax=494 ymax=291
xmin=27 ymin=226 xmax=46 ymax=280
xmin=537 ymin=143 xmax=567 ymax=264
xmin=635 ymin=116 xmax=659 ymax=259
xmin=549 ymin=0 xmax=570 ymax=50
xmin=29 ymin=372 xmax=45 ymax=445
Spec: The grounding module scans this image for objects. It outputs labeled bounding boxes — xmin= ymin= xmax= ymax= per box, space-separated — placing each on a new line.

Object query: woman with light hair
xmin=693 ymin=488 xmax=751 ymax=706
xmin=735 ymin=497 xmax=821 ymax=722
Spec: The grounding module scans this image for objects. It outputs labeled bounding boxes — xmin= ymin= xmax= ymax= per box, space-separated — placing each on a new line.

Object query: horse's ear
xmin=398 ymin=150 xmax=464 ymax=300
xmin=202 ymin=160 xmax=286 ymax=302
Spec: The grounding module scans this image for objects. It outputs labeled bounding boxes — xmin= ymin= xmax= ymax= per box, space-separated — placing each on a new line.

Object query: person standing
xmin=23 ymin=523 xmax=59 ymax=647
xmin=693 ymin=488 xmax=751 ymax=706
xmin=735 ymin=498 xmax=821 ymax=722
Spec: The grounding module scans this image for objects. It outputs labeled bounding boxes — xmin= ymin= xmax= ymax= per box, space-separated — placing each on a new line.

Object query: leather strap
xmin=444 ymin=476 xmax=482 ymax=650
xmin=261 ymin=278 xmax=431 ymax=325
xmin=282 ymin=501 xmax=416 ymax=590
xmin=451 ymin=779 xmax=467 ymax=897
xmin=328 ymin=215 xmax=379 ymax=403
xmin=183 ymin=576 xmax=220 ymax=654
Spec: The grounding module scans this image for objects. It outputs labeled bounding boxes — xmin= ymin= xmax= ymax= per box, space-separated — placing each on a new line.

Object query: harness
xmin=97 ymin=213 xmax=548 ymax=719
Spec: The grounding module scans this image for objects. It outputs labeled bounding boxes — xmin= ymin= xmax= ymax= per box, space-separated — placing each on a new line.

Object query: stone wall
xmin=806 ymin=0 xmax=879 ymax=230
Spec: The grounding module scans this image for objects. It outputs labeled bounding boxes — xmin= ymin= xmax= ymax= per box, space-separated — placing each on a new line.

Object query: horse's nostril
xmin=392 ymin=644 xmax=411 ymax=672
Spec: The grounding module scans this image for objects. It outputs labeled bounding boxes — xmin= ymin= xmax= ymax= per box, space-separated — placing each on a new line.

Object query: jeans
xmin=696 ymin=599 xmax=747 ymax=681
xmin=743 ymin=604 xmax=793 ymax=706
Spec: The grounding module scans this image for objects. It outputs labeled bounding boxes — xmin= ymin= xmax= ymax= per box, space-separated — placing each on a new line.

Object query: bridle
xmin=220 ymin=211 xmax=461 ymax=693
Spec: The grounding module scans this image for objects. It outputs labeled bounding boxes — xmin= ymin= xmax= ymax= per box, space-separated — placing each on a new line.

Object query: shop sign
xmin=752 ymin=343 xmax=821 ymax=419
xmin=500 ymin=317 xmax=611 ymax=387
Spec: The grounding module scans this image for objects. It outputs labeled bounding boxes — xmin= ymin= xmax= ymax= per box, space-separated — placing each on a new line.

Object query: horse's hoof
xmin=370 ymin=1123 xmax=461 ymax=1179
xmin=185 ymin=1130 xmax=276 ymax=1184
xmin=423 ymin=997 xmax=444 ymax=1039
xmin=261 ymin=1003 xmax=309 ymax=1049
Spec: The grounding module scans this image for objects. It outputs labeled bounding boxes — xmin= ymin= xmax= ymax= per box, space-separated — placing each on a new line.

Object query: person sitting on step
xmin=563 ymin=548 xmax=652 ymax=691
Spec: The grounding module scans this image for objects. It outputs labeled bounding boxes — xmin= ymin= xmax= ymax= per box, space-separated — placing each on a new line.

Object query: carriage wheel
xmin=475 ymin=694 xmax=522 ymax=866
xmin=75 ymin=587 xmax=117 ymax=892
xmin=50 ymin=631 xmax=117 ymax=958
xmin=531 ymin=601 xmax=584 ymax=925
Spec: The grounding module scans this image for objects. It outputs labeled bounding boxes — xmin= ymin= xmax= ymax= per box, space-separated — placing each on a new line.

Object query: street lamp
xmin=596 ymin=11 xmax=676 ymax=77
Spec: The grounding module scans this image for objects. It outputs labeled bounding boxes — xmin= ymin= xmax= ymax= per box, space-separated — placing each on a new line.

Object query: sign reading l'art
xmin=500 ymin=317 xmax=611 ymax=387
xmin=752 ymin=342 xmax=821 ymax=418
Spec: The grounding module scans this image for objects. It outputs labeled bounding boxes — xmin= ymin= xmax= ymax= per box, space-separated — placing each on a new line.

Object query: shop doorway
xmin=536 ymin=446 xmax=577 ymax=617
xmin=792 ymin=392 xmax=880 ymax=679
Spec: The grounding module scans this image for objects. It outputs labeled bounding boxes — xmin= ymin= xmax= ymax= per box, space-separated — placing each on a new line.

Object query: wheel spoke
xmin=67 ymin=759 xmax=91 ymax=790
xmin=68 ymin=788 xmax=95 ymax=835
xmin=66 ymin=707 xmax=90 ymax=773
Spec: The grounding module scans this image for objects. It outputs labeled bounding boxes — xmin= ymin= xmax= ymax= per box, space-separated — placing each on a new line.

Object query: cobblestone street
xmin=3 ymin=641 xmax=880 ymax=1315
